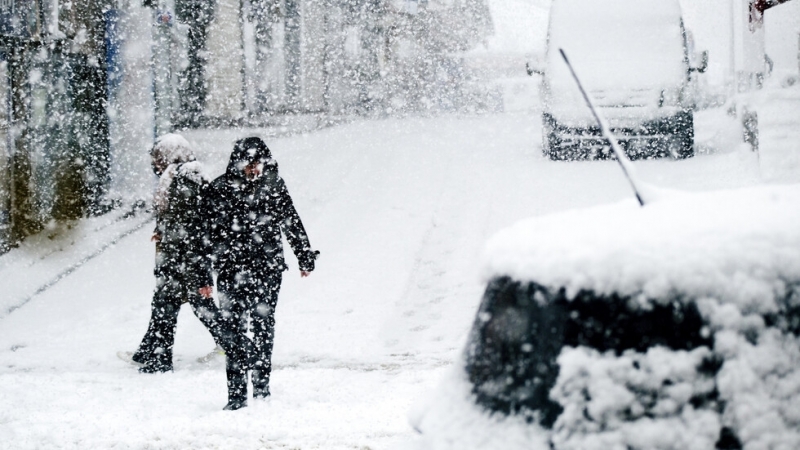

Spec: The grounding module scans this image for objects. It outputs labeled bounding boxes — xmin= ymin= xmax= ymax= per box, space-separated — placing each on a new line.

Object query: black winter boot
xmin=138 ymin=362 xmax=173 ymax=373
xmin=138 ymin=350 xmax=173 ymax=373
xmin=131 ymin=350 xmax=149 ymax=365
xmin=223 ymin=399 xmax=247 ymax=410
xmin=224 ymin=367 xmax=248 ymax=410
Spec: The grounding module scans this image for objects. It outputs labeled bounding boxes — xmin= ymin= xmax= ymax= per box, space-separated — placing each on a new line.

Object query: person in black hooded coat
xmin=200 ymin=137 xmax=318 ymax=410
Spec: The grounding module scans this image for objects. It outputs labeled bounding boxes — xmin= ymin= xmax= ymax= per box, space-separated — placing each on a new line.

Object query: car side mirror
xmin=691 ymin=50 xmax=708 ymax=73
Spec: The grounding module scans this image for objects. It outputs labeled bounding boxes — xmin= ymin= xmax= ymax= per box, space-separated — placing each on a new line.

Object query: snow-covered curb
xmin=0 ymin=205 xmax=153 ymax=318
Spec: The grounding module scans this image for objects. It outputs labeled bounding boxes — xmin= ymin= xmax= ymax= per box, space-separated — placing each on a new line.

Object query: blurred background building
xmin=1 ymin=0 xmax=113 ymax=251
xmin=0 ymin=0 xmax=493 ymax=251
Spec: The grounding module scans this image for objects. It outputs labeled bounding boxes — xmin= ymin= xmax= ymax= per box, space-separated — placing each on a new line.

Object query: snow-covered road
xmin=1 ymin=109 xmax=795 ymax=449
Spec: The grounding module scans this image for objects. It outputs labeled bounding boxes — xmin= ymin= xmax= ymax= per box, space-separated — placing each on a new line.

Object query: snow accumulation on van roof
xmin=545 ymin=0 xmax=688 ymax=127
xmin=547 ymin=0 xmax=685 ymax=90
xmin=483 ymin=184 xmax=800 ymax=314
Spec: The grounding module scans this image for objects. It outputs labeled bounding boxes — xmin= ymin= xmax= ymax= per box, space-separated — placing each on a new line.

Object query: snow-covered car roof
xmin=413 ymin=184 xmax=800 ymax=450
xmin=483 ymin=184 xmax=800 ymax=315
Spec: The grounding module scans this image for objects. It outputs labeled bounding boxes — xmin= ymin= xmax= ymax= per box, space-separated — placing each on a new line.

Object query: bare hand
xmin=301 ymin=271 xmax=311 ymax=278
xmin=150 ymin=232 xmax=161 ymax=242
xmin=199 ymin=286 xmax=214 ymax=298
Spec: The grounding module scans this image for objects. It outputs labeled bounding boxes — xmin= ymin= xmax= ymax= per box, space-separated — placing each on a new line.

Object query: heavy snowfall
xmin=1 ymin=0 xmax=800 ymax=449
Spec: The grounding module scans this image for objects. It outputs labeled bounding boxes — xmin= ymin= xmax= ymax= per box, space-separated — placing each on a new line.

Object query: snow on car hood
xmin=432 ymin=184 xmax=800 ymax=450
xmin=483 ymin=184 xmax=800 ymax=315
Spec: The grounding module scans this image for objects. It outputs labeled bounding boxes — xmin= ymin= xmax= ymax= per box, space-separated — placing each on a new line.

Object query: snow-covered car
xmin=541 ymin=0 xmax=707 ymax=161
xmin=411 ymin=185 xmax=800 ymax=450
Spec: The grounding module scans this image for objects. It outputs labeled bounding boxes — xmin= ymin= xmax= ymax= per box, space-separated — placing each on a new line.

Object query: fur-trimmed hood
xmin=151 ymin=134 xmax=196 ymax=169
xmin=152 ymin=134 xmax=209 ymax=212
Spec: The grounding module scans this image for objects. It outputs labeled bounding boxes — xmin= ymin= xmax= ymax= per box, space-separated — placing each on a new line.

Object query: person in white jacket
xmin=120 ymin=134 xmax=235 ymax=373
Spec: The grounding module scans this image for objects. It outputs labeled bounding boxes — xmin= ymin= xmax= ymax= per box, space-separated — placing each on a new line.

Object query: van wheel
xmin=673 ymin=111 xmax=694 ymax=159
xmin=545 ymin=131 xmax=568 ymax=161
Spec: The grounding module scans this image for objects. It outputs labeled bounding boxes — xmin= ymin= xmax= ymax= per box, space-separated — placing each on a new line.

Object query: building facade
xmin=0 ymin=0 xmax=493 ymax=251
xmin=0 ymin=0 xmax=113 ymax=251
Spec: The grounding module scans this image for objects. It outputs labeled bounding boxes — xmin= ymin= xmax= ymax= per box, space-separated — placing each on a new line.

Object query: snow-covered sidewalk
xmin=1 ymin=110 xmax=798 ymax=449
xmin=0 ymin=204 xmax=152 ymax=320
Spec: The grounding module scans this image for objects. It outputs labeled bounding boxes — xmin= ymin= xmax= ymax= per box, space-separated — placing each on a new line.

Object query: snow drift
xmin=414 ymin=184 xmax=800 ymax=450
xmin=484 ymin=184 xmax=800 ymax=314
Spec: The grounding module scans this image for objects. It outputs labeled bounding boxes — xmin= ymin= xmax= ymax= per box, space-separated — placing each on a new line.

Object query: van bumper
xmin=543 ymin=111 xmax=693 ymax=160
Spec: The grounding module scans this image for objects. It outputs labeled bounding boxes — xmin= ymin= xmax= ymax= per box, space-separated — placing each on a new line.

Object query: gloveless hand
xmin=198 ymin=286 xmax=214 ymax=298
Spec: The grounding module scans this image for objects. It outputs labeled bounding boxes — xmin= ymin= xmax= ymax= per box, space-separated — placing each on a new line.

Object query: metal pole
xmin=559 ymin=49 xmax=646 ymax=207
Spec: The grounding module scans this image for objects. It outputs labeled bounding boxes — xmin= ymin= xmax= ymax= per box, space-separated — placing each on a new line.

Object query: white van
xmin=541 ymin=0 xmax=706 ymax=160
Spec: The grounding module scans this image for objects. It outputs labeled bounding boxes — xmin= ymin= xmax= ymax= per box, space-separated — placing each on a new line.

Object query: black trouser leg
xmin=218 ymin=277 xmax=252 ymax=404
xmin=189 ymin=287 xmax=255 ymax=368
xmin=218 ymin=270 xmax=283 ymax=405
xmin=217 ymin=293 xmax=253 ymax=371
xmin=251 ymin=272 xmax=281 ymax=397
xmin=133 ymin=314 xmax=159 ymax=364
xmin=189 ymin=294 xmax=229 ymax=350
xmin=134 ymin=276 xmax=182 ymax=370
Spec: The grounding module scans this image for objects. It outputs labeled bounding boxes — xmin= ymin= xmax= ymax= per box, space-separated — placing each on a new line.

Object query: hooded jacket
xmin=202 ymin=137 xmax=317 ymax=278
xmin=150 ymin=134 xmax=212 ymax=288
